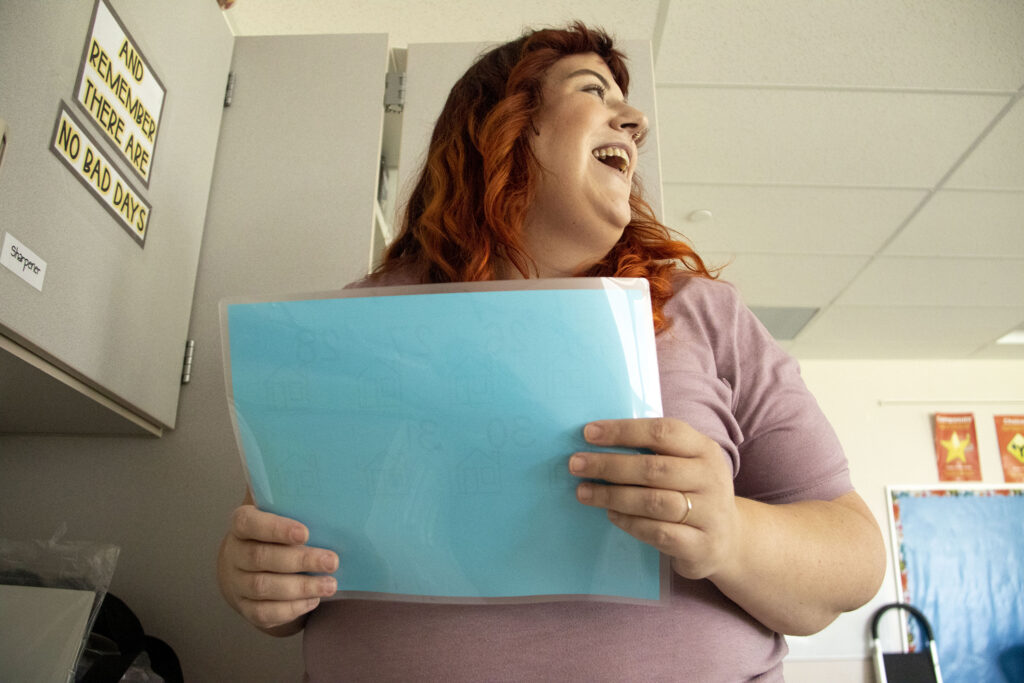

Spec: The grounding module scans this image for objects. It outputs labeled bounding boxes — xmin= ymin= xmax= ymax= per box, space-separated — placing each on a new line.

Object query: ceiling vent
xmin=750 ymin=307 xmax=819 ymax=341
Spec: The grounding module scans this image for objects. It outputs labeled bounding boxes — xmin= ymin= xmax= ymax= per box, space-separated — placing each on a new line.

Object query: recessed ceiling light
xmin=996 ymin=330 xmax=1024 ymax=345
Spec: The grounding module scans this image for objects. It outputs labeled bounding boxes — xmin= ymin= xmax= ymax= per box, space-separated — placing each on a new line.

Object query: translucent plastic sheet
xmin=221 ymin=278 xmax=667 ymax=605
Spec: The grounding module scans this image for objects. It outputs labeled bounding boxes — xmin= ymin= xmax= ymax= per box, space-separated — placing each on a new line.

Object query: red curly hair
xmin=375 ymin=22 xmax=715 ymax=332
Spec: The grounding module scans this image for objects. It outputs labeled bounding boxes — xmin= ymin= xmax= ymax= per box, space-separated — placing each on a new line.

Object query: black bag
xmin=75 ymin=593 xmax=183 ymax=683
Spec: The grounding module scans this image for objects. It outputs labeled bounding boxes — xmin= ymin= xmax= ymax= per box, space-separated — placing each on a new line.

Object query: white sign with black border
xmin=50 ymin=102 xmax=151 ymax=247
xmin=73 ymin=0 xmax=166 ymax=187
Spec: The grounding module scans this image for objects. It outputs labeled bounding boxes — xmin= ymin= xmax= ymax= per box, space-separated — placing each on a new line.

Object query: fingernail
xmin=584 ymin=423 xmax=604 ymax=442
xmin=577 ymin=483 xmax=593 ymax=501
xmin=322 ymin=553 xmax=339 ymax=572
xmin=321 ymin=578 xmax=337 ymax=595
xmin=290 ymin=527 xmax=306 ymax=544
xmin=569 ymin=454 xmax=587 ymax=473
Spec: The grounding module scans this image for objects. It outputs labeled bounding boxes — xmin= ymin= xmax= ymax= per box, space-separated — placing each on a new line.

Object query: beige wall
xmin=783 ymin=358 xmax=1024 ymax=681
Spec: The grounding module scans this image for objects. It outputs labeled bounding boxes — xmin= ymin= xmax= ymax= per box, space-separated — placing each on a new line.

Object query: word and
xmin=118 ymin=39 xmax=146 ymax=82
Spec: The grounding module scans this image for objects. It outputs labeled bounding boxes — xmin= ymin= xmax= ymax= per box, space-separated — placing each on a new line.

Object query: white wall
xmin=784 ymin=358 xmax=1024 ymax=682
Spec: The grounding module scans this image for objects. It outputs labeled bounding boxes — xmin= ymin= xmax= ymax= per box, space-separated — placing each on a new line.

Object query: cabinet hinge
xmin=224 ymin=72 xmax=236 ymax=107
xmin=181 ymin=339 xmax=195 ymax=385
xmin=384 ymin=72 xmax=405 ymax=113
xmin=0 ymin=117 xmax=8 ymax=174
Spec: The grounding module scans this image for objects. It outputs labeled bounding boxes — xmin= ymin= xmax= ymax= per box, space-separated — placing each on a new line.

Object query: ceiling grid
xmin=225 ymin=0 xmax=1024 ymax=359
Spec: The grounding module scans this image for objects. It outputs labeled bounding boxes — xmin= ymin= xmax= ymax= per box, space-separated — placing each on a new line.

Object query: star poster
xmin=933 ymin=413 xmax=982 ymax=481
xmin=995 ymin=415 xmax=1024 ymax=483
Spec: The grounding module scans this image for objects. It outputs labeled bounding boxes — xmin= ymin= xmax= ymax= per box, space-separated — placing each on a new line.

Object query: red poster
xmin=933 ymin=413 xmax=982 ymax=481
xmin=994 ymin=415 xmax=1024 ymax=483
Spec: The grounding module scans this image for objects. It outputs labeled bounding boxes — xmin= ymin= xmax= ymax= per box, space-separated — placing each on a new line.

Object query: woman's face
xmin=522 ymin=52 xmax=648 ymax=278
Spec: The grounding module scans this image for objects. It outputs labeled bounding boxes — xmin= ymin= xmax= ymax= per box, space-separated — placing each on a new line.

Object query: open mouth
xmin=592 ymin=146 xmax=630 ymax=173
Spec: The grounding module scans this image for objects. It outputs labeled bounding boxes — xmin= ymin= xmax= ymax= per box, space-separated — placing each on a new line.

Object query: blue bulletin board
xmin=887 ymin=485 xmax=1024 ymax=682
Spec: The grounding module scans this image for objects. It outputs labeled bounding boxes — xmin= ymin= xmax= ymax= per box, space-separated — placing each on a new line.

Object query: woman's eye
xmin=583 ymin=84 xmax=606 ymax=99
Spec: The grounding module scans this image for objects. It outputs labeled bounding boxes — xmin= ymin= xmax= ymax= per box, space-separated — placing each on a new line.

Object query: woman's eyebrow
xmin=566 ymin=68 xmax=610 ymax=90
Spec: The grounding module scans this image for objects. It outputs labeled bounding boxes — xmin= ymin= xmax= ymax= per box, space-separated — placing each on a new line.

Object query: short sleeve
xmin=656 ymin=276 xmax=852 ymax=504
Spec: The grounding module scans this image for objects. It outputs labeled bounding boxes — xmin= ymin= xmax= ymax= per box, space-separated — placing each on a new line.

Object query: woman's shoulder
xmin=665 ymin=273 xmax=746 ymax=322
xmin=659 ymin=271 xmax=775 ymax=364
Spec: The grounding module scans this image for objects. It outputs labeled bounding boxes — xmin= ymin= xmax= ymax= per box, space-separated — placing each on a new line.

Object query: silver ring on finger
xmin=678 ymin=492 xmax=693 ymax=525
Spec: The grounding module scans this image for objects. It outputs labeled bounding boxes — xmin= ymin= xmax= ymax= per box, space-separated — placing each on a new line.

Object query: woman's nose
xmin=613 ymin=102 xmax=649 ymax=138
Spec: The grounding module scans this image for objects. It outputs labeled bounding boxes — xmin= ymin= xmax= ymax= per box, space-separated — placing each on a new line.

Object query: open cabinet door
xmin=189 ymin=32 xmax=389 ymax=414
xmin=198 ymin=33 xmax=387 ymax=299
xmin=1 ymin=4 xmax=387 ymax=436
xmin=0 ymin=0 xmax=233 ymax=434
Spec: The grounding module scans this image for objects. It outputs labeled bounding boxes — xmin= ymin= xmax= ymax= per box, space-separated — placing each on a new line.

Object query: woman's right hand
xmin=218 ymin=499 xmax=339 ymax=636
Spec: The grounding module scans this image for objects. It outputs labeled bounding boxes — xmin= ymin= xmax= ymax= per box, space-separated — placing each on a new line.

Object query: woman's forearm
xmin=708 ymin=491 xmax=886 ymax=636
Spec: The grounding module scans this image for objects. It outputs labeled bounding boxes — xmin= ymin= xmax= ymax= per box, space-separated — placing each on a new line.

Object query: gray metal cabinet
xmin=198 ymin=33 xmax=388 ymax=346
xmin=0 ymin=4 xmax=388 ymax=436
xmin=0 ymin=0 xmax=234 ymax=435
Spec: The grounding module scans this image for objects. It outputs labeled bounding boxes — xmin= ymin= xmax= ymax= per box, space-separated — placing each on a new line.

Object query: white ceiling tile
xmin=946 ymin=97 xmax=1024 ymax=190
xmin=705 ymin=252 xmax=868 ymax=307
xmin=656 ymin=0 xmax=1024 ymax=91
xmin=663 ymin=185 xmax=924 ymax=255
xmin=836 ymin=257 xmax=1024 ymax=307
xmin=657 ymin=88 xmax=1006 ymax=186
xmin=885 ymin=190 xmax=1024 ymax=257
xmin=790 ymin=305 xmax=1024 ymax=358
xmin=226 ymin=0 xmax=661 ymax=45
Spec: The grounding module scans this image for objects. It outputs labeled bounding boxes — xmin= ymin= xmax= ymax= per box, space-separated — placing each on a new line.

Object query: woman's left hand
xmin=569 ymin=417 xmax=739 ymax=580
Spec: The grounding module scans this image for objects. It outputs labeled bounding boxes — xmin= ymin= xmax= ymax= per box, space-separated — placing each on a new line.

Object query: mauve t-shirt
xmin=302 ymin=274 xmax=851 ymax=682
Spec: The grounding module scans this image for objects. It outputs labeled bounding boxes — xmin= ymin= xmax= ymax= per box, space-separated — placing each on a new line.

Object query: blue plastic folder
xmin=221 ymin=278 xmax=667 ymax=604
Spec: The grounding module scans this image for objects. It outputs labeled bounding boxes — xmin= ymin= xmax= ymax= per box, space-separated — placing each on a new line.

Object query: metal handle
xmin=870 ymin=602 xmax=936 ymax=643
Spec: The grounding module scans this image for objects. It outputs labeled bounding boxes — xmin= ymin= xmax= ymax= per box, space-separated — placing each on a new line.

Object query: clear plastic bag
xmin=0 ymin=525 xmax=119 ymax=683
